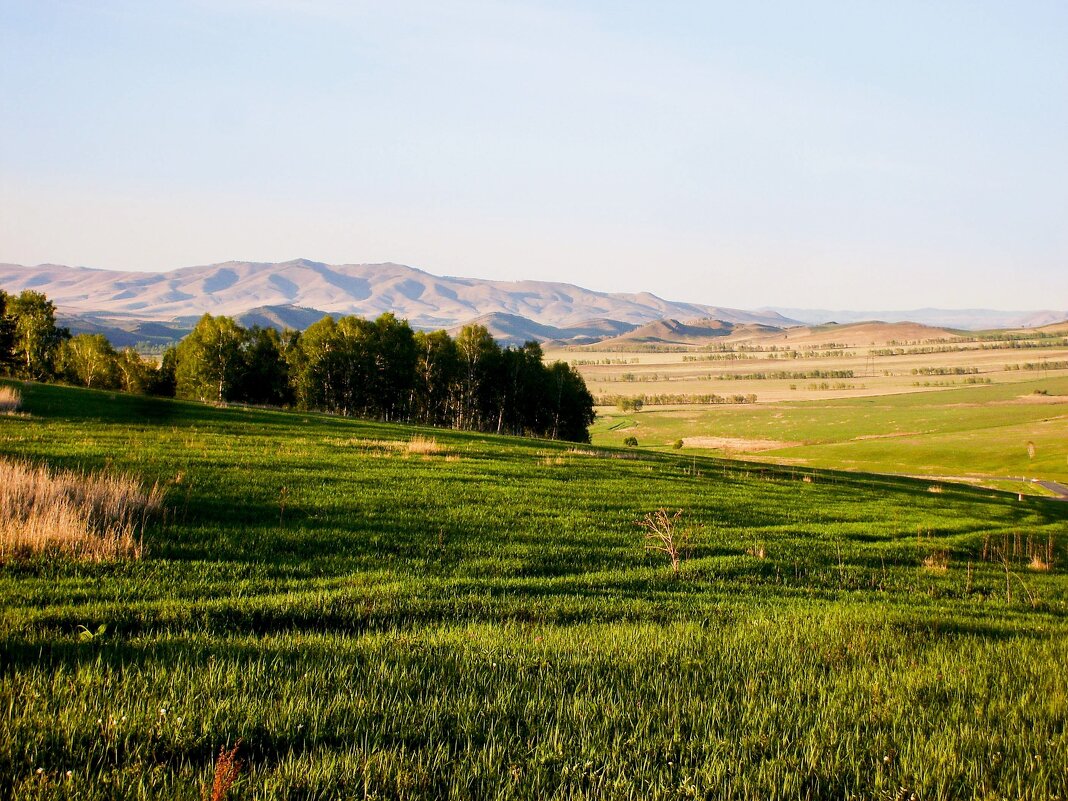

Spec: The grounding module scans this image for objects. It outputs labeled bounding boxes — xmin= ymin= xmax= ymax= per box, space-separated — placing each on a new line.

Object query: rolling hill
xmin=0 ymin=259 xmax=794 ymax=330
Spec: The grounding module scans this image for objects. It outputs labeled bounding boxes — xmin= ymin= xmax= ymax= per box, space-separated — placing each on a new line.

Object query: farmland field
xmin=2 ymin=381 xmax=1068 ymax=799
xmin=554 ymin=324 xmax=1068 ymax=494
xmin=547 ymin=322 xmax=1068 ymax=405
xmin=590 ymin=376 xmax=1068 ymax=492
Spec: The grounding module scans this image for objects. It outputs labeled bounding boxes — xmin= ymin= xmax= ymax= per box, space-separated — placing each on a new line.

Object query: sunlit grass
xmin=1 ymin=380 xmax=1066 ymax=799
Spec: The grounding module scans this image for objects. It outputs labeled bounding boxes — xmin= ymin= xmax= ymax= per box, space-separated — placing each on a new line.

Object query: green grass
xmin=592 ymin=376 xmax=1068 ymax=486
xmin=2 ymin=380 xmax=1068 ymax=799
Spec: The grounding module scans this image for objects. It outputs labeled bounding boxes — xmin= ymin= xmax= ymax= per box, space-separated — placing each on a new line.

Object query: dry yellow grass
xmin=406 ymin=435 xmax=442 ymax=455
xmin=0 ymin=458 xmax=162 ymax=561
xmin=1029 ymin=554 xmax=1052 ymax=572
xmin=0 ymin=386 xmax=21 ymax=414
xmin=328 ymin=436 xmax=445 ymax=456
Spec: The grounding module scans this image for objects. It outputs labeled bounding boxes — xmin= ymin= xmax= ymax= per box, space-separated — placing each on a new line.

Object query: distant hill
xmin=1018 ymin=319 xmax=1068 ymax=335
xmin=763 ymin=320 xmax=962 ymax=347
xmin=765 ymin=307 xmax=1068 ymax=331
xmin=56 ymin=312 xmax=191 ymax=349
xmin=597 ymin=318 xmax=740 ymax=346
xmin=587 ymin=318 xmax=969 ymax=350
xmin=446 ymin=313 xmax=638 ymax=346
xmin=0 ymin=259 xmax=795 ymax=330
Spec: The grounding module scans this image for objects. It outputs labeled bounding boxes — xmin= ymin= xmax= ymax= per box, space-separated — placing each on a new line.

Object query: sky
xmin=1 ymin=0 xmax=1066 ymax=310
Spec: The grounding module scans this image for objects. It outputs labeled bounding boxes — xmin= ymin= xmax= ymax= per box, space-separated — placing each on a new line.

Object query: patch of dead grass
xmin=0 ymin=386 xmax=22 ymax=415
xmin=682 ymin=436 xmax=798 ymax=452
xmin=0 ymin=458 xmax=161 ymax=562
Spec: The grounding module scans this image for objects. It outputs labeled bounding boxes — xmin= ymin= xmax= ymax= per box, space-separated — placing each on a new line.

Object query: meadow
xmin=590 ymin=376 xmax=1068 ymax=493
xmin=1 ymin=380 xmax=1067 ymax=799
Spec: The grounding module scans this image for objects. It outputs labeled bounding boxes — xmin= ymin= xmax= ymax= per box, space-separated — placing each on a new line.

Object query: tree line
xmin=0 ymin=289 xmax=596 ymax=442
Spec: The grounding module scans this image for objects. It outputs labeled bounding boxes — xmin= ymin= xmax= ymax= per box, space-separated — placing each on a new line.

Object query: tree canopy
xmin=0 ymin=288 xmax=597 ymax=442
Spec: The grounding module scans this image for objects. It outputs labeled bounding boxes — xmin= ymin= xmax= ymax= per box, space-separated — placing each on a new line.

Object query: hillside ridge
xmin=0 ymin=260 xmax=793 ymax=330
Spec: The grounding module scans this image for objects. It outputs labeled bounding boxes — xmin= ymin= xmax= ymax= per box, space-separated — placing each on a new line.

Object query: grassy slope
xmin=1 ymin=381 xmax=1067 ymax=799
xmin=591 ymin=376 xmax=1068 ymax=485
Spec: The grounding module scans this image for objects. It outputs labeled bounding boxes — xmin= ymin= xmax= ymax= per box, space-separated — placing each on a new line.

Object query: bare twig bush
xmin=0 ymin=458 xmax=162 ymax=561
xmin=0 ymin=386 xmax=21 ymax=415
xmin=203 ymin=741 xmax=242 ymax=801
xmin=922 ymin=551 xmax=949 ymax=572
xmin=636 ymin=508 xmax=690 ymax=576
xmin=746 ymin=543 xmax=767 ymax=559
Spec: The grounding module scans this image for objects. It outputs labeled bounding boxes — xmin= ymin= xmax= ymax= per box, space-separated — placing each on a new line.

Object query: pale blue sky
xmin=2 ymin=1 xmax=1066 ymax=309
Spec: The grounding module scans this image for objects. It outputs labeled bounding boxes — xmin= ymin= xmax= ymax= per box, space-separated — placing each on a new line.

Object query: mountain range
xmin=0 ymin=259 xmax=791 ymax=329
xmin=0 ymin=259 xmax=1064 ymax=347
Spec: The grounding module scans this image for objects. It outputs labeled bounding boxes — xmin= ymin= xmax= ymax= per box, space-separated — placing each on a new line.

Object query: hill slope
xmin=2 ymin=380 xmax=1066 ymax=798
xmin=0 ymin=259 xmax=794 ymax=329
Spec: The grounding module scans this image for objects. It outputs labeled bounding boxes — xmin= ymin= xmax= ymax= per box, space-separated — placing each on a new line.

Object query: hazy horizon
xmin=2 ymin=2 xmax=1066 ymax=310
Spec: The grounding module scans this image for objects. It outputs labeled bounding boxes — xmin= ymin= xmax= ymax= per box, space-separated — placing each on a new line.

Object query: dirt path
xmin=909 ymin=474 xmax=1068 ymax=500
xmin=1035 ymin=480 xmax=1068 ymax=500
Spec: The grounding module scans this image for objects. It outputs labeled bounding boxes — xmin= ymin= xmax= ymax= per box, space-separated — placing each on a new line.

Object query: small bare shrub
xmin=0 ymin=386 xmax=21 ymax=415
xmin=203 ymin=741 xmax=242 ymax=801
xmin=927 ymin=485 xmax=943 ymax=494
xmin=0 ymin=458 xmax=161 ymax=562
xmin=746 ymin=543 xmax=767 ymax=559
xmin=636 ymin=508 xmax=690 ymax=576
xmin=922 ymin=551 xmax=949 ymax=572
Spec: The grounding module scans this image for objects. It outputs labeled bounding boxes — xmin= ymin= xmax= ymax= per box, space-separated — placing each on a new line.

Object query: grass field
xmin=590 ymin=376 xmax=1068 ymax=490
xmin=2 ymin=381 xmax=1068 ymax=799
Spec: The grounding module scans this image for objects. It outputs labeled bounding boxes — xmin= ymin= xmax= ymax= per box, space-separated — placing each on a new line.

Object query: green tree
xmin=412 ymin=329 xmax=460 ymax=426
xmin=545 ymin=361 xmax=596 ymax=442
xmin=0 ymin=290 xmax=14 ymax=372
xmin=454 ymin=324 xmax=501 ymax=431
xmin=115 ymin=347 xmax=157 ymax=394
xmin=8 ymin=290 xmax=66 ymax=380
xmin=292 ymin=316 xmax=377 ymax=415
xmin=370 ymin=313 xmax=417 ymax=421
xmin=174 ymin=314 xmax=247 ymax=402
xmin=497 ymin=341 xmax=549 ymax=436
xmin=234 ymin=326 xmax=292 ymax=406
xmin=57 ymin=334 xmax=119 ymax=389
xmin=149 ymin=347 xmax=178 ymax=397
